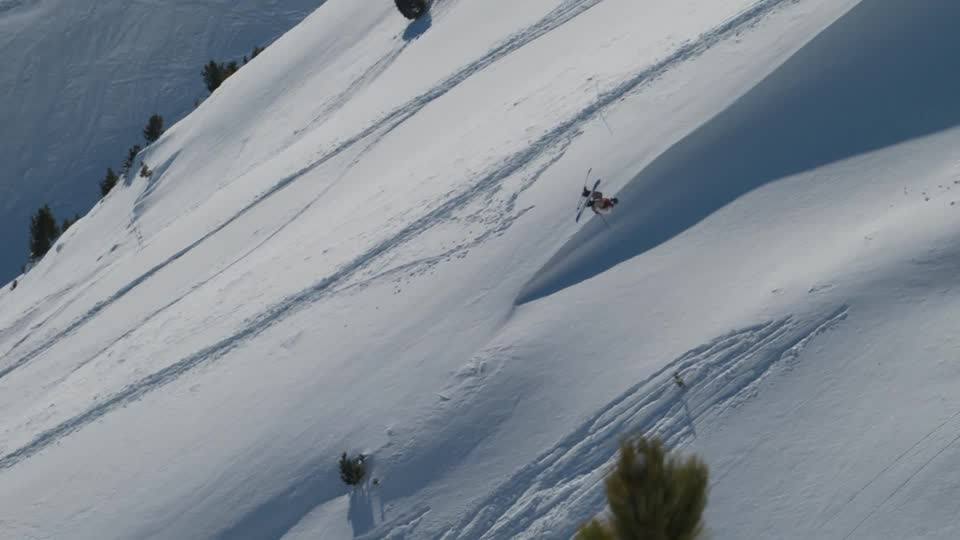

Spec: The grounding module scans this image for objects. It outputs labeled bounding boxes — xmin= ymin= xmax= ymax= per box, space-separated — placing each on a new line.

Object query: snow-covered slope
xmin=0 ymin=0 xmax=324 ymax=282
xmin=3 ymin=0 xmax=960 ymax=538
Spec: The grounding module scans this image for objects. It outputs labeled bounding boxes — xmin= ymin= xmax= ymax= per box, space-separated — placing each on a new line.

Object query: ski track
xmin=0 ymin=0 xmax=804 ymax=471
xmin=0 ymin=284 xmax=73 ymax=356
xmin=817 ymin=406 xmax=960 ymax=534
xmin=0 ymin=251 xmax=123 ymax=362
xmin=0 ymin=106 xmax=573 ymax=472
xmin=0 ymin=0 xmax=605 ymax=384
xmin=438 ymin=307 xmax=848 ymax=540
xmin=838 ymin=417 xmax=960 ymax=540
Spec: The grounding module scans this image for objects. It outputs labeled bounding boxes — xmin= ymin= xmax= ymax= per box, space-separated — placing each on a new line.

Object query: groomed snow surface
xmin=3 ymin=0 xmax=960 ymax=538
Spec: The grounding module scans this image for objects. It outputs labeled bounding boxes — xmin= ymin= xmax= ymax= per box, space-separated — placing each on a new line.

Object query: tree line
xmin=20 ymin=44 xmax=266 ymax=275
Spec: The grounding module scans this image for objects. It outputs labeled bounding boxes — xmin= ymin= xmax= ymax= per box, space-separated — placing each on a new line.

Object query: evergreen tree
xmin=143 ymin=113 xmax=164 ymax=143
xmin=339 ymin=452 xmax=367 ymax=486
xmin=203 ymin=59 xmax=243 ymax=92
xmin=202 ymin=60 xmax=224 ymax=93
xmin=60 ymin=213 xmax=80 ymax=232
xmin=99 ymin=167 xmax=119 ymax=196
xmin=575 ymin=436 xmax=708 ymax=540
xmin=395 ymin=0 xmax=427 ymax=19
xmin=246 ymin=45 xmax=265 ymax=64
xmin=29 ymin=204 xmax=59 ymax=259
xmin=122 ymin=145 xmax=142 ymax=174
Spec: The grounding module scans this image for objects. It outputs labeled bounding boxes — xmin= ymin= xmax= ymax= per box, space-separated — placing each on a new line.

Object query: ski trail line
xmin=0 ymin=127 xmax=571 ymax=472
xmin=840 ymin=425 xmax=960 ymax=540
xmin=0 ymin=0 xmax=802 ymax=470
xmin=439 ymin=307 xmax=847 ymax=540
xmin=0 ymin=0 xmax=605 ymax=384
xmin=818 ymin=405 xmax=960 ymax=532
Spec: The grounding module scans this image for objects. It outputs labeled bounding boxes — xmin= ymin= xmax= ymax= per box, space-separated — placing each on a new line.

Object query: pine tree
xmin=249 ymin=45 xmax=265 ymax=62
xmin=339 ymin=452 xmax=367 ymax=486
xmin=122 ymin=145 xmax=142 ymax=174
xmin=202 ymin=60 xmax=224 ymax=93
xmin=395 ymin=0 xmax=427 ymax=19
xmin=60 ymin=213 xmax=80 ymax=232
xmin=99 ymin=167 xmax=119 ymax=196
xmin=143 ymin=113 xmax=164 ymax=143
xmin=29 ymin=204 xmax=59 ymax=259
xmin=575 ymin=436 xmax=708 ymax=540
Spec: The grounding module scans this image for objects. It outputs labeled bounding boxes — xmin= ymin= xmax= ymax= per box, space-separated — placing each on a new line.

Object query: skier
xmin=582 ymin=186 xmax=619 ymax=215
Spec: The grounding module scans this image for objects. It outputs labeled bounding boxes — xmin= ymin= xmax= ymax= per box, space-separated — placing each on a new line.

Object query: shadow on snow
xmin=518 ymin=1 xmax=960 ymax=303
xmin=402 ymin=10 xmax=432 ymax=42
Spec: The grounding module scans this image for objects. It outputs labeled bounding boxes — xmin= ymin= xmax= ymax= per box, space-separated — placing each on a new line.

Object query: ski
xmin=574 ymin=168 xmax=592 ymax=213
xmin=576 ymin=178 xmax=601 ymax=222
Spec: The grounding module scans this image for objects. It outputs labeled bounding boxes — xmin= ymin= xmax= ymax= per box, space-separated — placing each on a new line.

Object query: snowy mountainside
xmin=0 ymin=0 xmax=325 ymax=282
xmin=3 ymin=0 xmax=960 ymax=539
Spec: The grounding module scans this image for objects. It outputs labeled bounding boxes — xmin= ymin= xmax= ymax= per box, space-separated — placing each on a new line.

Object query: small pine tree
xmin=395 ymin=0 xmax=427 ymax=19
xmin=575 ymin=436 xmax=708 ymax=540
xmin=60 ymin=213 xmax=80 ymax=232
xmin=139 ymin=163 xmax=152 ymax=178
xmin=251 ymin=45 xmax=265 ymax=60
xmin=224 ymin=60 xmax=240 ymax=79
xmin=202 ymin=60 xmax=224 ymax=93
xmin=122 ymin=145 xmax=142 ymax=174
xmin=99 ymin=167 xmax=119 ymax=196
xmin=143 ymin=113 xmax=164 ymax=143
xmin=29 ymin=204 xmax=59 ymax=260
xmin=339 ymin=452 xmax=367 ymax=486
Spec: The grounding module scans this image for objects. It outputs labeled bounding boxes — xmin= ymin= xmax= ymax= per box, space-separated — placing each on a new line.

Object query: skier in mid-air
xmin=575 ymin=170 xmax=619 ymax=223
xmin=582 ymin=185 xmax=619 ymax=215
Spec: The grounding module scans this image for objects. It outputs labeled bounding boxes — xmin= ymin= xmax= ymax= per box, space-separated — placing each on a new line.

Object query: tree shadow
xmin=518 ymin=1 xmax=960 ymax=303
xmin=402 ymin=10 xmax=432 ymax=42
xmin=213 ymin=465 xmax=342 ymax=540
xmin=348 ymin=487 xmax=377 ymax=536
xmin=681 ymin=396 xmax=696 ymax=439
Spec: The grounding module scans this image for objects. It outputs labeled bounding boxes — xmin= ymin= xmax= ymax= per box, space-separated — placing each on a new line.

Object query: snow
xmin=3 ymin=0 xmax=960 ymax=539
xmin=0 ymin=0 xmax=326 ymax=282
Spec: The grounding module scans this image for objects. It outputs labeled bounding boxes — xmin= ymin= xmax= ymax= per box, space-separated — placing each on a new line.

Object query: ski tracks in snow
xmin=826 ymin=405 xmax=960 ymax=540
xmin=0 ymin=0 xmax=806 ymax=471
xmin=439 ymin=307 xmax=848 ymax=540
xmin=0 ymin=0 xmax=605 ymax=380
xmin=0 ymin=0 xmax=605 ymax=472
